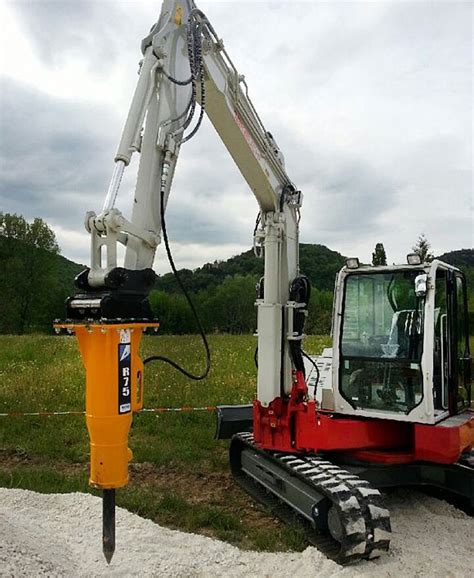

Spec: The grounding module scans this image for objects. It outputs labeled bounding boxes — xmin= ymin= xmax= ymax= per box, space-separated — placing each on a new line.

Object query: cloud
xmin=10 ymin=0 xmax=134 ymax=72
xmin=261 ymin=117 xmax=399 ymax=252
xmin=1 ymin=0 xmax=471 ymax=271
xmin=0 ymin=78 xmax=119 ymax=228
xmin=0 ymin=79 xmax=259 ymax=267
xmin=154 ymin=241 xmax=250 ymax=273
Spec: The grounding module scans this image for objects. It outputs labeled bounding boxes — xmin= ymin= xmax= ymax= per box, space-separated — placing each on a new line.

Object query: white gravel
xmin=0 ymin=488 xmax=472 ymax=577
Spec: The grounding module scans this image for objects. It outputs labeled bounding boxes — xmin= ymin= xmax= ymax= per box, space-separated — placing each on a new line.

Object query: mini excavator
xmin=57 ymin=0 xmax=473 ymax=565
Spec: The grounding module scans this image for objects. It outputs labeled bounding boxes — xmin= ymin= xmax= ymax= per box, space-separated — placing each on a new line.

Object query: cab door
xmin=450 ymin=272 xmax=471 ymax=413
xmin=433 ymin=268 xmax=471 ymax=415
xmin=433 ymin=267 xmax=448 ymax=411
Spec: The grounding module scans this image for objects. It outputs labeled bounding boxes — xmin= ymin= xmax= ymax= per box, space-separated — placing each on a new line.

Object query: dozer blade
xmin=230 ymin=433 xmax=391 ymax=565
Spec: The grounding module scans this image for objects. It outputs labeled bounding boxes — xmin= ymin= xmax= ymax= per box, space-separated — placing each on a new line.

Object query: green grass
xmin=0 ymin=333 xmax=329 ymax=551
xmin=0 ymin=466 xmax=89 ymax=494
xmin=0 ymin=334 xmax=329 ymax=467
xmin=1 ymin=333 xmax=471 ymax=551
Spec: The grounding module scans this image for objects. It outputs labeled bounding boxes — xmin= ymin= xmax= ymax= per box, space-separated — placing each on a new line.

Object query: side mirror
xmin=414 ymin=273 xmax=428 ymax=297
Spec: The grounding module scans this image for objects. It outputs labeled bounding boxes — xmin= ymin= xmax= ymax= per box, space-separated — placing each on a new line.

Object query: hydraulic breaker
xmin=55 ymin=321 xmax=158 ymax=563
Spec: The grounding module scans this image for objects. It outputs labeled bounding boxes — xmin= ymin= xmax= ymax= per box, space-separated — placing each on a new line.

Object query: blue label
xmin=118 ymin=343 xmax=131 ymax=414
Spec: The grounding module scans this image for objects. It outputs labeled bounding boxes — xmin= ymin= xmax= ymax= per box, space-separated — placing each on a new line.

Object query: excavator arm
xmin=70 ymin=0 xmax=307 ymax=405
xmin=55 ymin=1 xmax=474 ymax=567
xmin=60 ymin=1 xmax=311 ymax=563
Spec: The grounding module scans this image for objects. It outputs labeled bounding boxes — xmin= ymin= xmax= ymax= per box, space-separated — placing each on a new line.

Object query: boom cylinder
xmin=257 ymin=214 xmax=283 ymax=406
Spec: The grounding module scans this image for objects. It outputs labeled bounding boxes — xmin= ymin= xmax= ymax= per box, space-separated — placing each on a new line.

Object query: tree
xmin=203 ymin=275 xmax=257 ymax=333
xmin=306 ymin=288 xmax=334 ymax=334
xmin=412 ymin=233 xmax=434 ymax=263
xmin=148 ymin=290 xmax=196 ymax=334
xmin=372 ymin=243 xmax=387 ymax=266
xmin=0 ymin=213 xmax=60 ymax=333
xmin=0 ymin=212 xmax=59 ymax=252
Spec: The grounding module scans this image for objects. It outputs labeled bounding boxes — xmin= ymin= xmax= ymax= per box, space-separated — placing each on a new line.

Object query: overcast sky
xmin=0 ymin=0 xmax=472 ymax=273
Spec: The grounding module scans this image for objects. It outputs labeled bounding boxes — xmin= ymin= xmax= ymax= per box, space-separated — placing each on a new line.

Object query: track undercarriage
xmin=230 ymin=433 xmax=391 ymax=564
xmin=230 ymin=432 xmax=474 ymax=565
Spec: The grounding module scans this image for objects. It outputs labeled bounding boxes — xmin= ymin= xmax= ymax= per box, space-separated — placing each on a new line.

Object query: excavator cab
xmin=332 ymin=260 xmax=471 ymax=424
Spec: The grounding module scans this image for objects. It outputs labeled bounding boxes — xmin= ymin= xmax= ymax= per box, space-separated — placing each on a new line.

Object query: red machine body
xmin=253 ymin=371 xmax=474 ymax=466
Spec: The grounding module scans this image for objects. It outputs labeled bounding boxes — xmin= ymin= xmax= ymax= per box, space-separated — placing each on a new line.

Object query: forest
xmin=1 ymin=212 xmax=473 ymax=335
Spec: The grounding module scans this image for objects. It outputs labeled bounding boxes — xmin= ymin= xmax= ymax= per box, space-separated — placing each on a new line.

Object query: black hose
xmin=302 ymin=350 xmax=320 ymax=396
xmin=143 ymin=187 xmax=211 ymax=380
xmin=287 ymin=276 xmax=311 ymax=377
xmin=180 ymin=19 xmax=206 ymax=144
xmin=163 ymin=70 xmax=192 ymax=86
xmin=143 ymin=13 xmax=211 ymax=378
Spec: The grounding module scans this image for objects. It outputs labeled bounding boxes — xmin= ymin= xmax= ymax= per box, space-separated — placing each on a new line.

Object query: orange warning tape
xmin=0 ymin=406 xmax=217 ymax=418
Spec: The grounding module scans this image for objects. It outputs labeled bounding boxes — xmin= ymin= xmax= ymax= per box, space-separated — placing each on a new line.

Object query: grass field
xmin=1 ymin=334 xmax=472 ymax=552
xmin=0 ymin=334 xmax=330 ymax=551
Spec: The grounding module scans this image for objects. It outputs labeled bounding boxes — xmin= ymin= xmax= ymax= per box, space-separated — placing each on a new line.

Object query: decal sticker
xmin=118 ymin=330 xmax=132 ymax=414
xmin=120 ymin=329 xmax=131 ymax=343
xmin=234 ymin=112 xmax=262 ymax=161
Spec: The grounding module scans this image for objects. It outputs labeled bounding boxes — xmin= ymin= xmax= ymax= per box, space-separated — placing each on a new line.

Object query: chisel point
xmin=102 ymin=489 xmax=116 ymax=564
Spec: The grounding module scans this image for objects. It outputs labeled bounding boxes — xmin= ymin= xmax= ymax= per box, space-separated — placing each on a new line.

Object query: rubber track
xmin=231 ymin=433 xmax=391 ymax=564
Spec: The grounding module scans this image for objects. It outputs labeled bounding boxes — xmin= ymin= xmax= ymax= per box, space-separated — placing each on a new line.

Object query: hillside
xmin=2 ymin=231 xmax=472 ymax=335
xmin=7 ymin=239 xmax=468 ymax=298
xmin=0 ymin=236 xmax=85 ymax=290
xmin=437 ymin=248 xmax=474 ymax=269
xmin=155 ymin=243 xmax=347 ymax=294
xmin=437 ymin=248 xmax=474 ymax=293
xmin=55 ymin=253 xmax=86 ymax=287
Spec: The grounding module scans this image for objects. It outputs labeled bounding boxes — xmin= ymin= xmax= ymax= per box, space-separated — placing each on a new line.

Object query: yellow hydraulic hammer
xmin=54 ymin=321 xmax=158 ymax=562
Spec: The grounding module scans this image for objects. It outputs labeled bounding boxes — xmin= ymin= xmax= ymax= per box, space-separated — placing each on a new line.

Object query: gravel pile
xmin=0 ymin=488 xmax=472 ymax=576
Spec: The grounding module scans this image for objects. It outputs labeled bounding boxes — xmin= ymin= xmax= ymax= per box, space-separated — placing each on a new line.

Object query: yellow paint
xmin=459 ymin=415 xmax=474 ymax=454
xmin=55 ymin=322 xmax=158 ymax=489
xmin=174 ymin=5 xmax=183 ymax=26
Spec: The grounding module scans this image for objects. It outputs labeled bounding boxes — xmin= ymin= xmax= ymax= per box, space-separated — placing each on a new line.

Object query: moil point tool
xmin=103 ymin=489 xmax=116 ymax=564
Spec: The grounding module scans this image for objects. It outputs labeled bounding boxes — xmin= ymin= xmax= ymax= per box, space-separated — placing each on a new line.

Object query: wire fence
xmin=0 ymin=406 xmax=218 ymax=418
